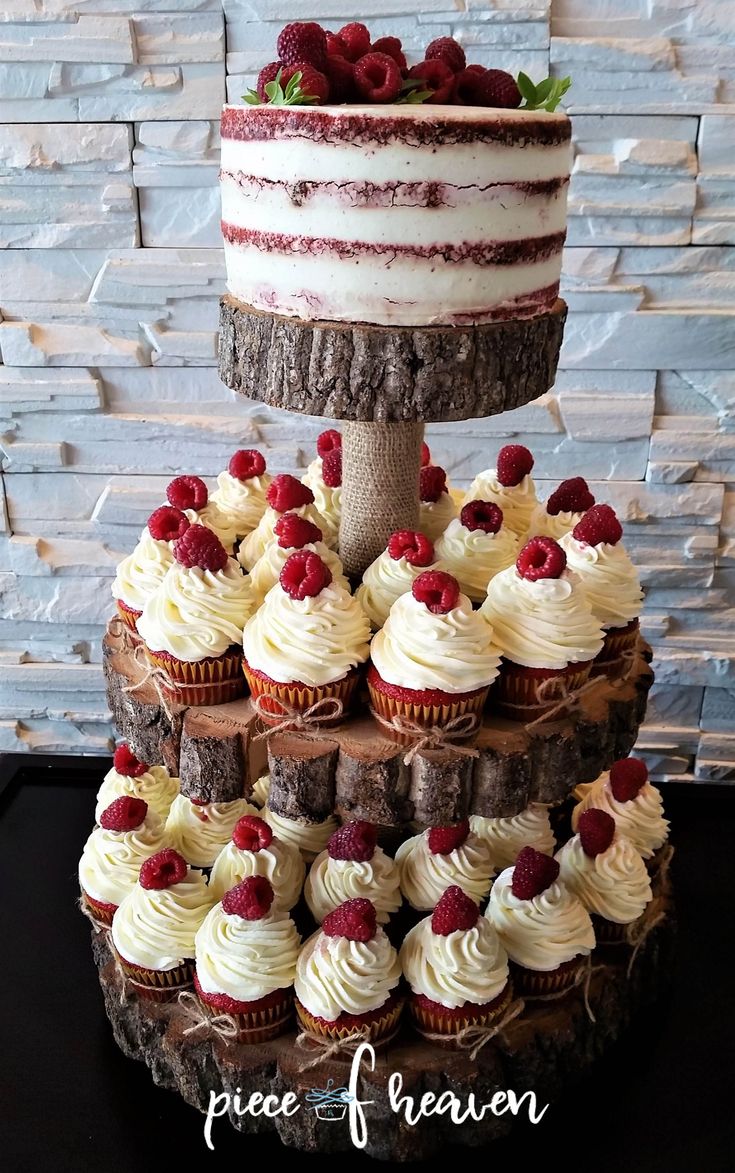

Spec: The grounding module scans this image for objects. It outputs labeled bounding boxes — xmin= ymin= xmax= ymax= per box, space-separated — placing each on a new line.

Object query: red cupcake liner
xmin=493 ymin=659 xmax=593 ymax=722
xmin=196 ymin=980 xmax=293 ymax=1044
xmin=590 ymin=618 xmax=640 ymax=679
xmin=243 ymin=660 xmax=359 ymax=726
xmin=510 ymin=956 xmax=582 ymax=997
xmin=146 ymin=646 xmax=245 ymax=707
xmin=82 ymin=892 xmax=117 ymax=927
xmin=367 ymin=667 xmax=487 ymax=743
xmin=115 ymin=598 xmax=142 ymax=633
xmin=295 ymin=992 xmax=404 ymax=1046
xmin=408 ymin=982 xmax=513 ymax=1041
xmin=117 ymin=953 xmax=194 ymax=1003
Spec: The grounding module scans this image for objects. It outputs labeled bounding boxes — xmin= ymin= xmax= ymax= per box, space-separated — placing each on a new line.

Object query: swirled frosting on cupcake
xmin=194 ymin=902 xmax=300 ymax=1002
xmin=250 ymin=773 xmax=270 ymax=808
xmin=166 ymin=795 xmax=258 ymax=869
xmin=302 ymin=457 xmax=341 ymax=547
xmin=560 ymin=533 xmax=643 ymax=630
xmin=434 ymin=517 xmax=519 ymax=602
xmin=486 ymin=865 xmax=595 ymax=971
xmin=79 ymin=807 xmax=168 ymax=907
xmin=419 ymin=493 xmax=458 ymax=542
xmin=370 ymin=589 xmax=500 ymax=693
xmin=395 ymin=825 xmax=494 ymax=911
xmin=210 ymin=470 xmax=271 ymax=540
xmin=400 ymin=914 xmax=509 ymax=1010
xmin=572 ymin=774 xmax=669 ymax=860
xmin=263 ymin=810 xmax=337 ymax=863
xmin=463 ymin=471 xmax=538 ymax=538
xmin=481 ymin=565 xmax=604 ymax=670
xmin=112 ymin=866 xmax=212 ymax=971
xmin=137 ymin=558 xmax=254 ymax=662
xmin=209 ymin=834 xmax=305 ymax=910
xmin=112 ymin=527 xmax=173 ymax=613
xmin=239 ymin=502 xmax=331 ymax=570
xmin=556 ymin=832 xmax=652 ymax=924
xmin=183 ymin=503 xmax=239 ymax=554
xmin=95 ymin=762 xmax=179 ymax=823
xmin=527 ymin=504 xmax=587 ymax=542
xmin=248 ymin=540 xmax=348 ymax=607
xmin=356 ymin=546 xmax=439 ymax=630
xmin=305 ymin=848 xmax=401 ymax=925
xmin=295 ymin=924 xmax=401 ymax=1021
xmin=470 ymin=805 xmax=555 ymax=872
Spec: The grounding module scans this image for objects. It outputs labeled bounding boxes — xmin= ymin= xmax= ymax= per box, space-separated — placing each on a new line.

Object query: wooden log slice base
xmin=103 ymin=623 xmax=653 ymax=823
xmin=218 ymin=295 xmax=568 ymax=423
xmin=90 ymin=883 xmax=675 ymax=1162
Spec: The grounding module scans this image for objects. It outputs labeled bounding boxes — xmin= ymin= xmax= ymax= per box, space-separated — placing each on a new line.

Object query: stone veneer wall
xmin=0 ymin=1 xmax=733 ymax=780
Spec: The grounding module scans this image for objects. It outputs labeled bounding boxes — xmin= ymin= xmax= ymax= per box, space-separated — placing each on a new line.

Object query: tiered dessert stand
xmin=93 ymin=288 xmax=674 ymax=1160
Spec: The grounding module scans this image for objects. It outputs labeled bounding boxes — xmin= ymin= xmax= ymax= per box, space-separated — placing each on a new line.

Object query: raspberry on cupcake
xmin=165 ymin=793 xmax=259 ymax=870
xmin=209 ymin=448 xmax=272 ymax=542
xmin=572 ymin=757 xmax=669 ymax=867
xmin=305 ymin=820 xmax=401 ymax=925
xmin=295 ymin=898 xmax=403 ymax=1044
xmin=111 ymin=506 xmax=188 ymax=632
xmin=485 ymin=846 xmax=595 ymax=996
xmin=434 ymin=501 xmax=519 ymax=603
xmin=470 ymin=804 xmax=555 ymax=872
xmin=356 ymin=529 xmax=439 ymax=630
xmin=111 ymin=848 xmax=213 ymax=1000
xmin=137 ymin=525 xmax=255 ymax=706
xmin=395 ymin=819 xmax=494 ymax=912
xmin=95 ymin=744 xmax=180 ymax=823
xmin=239 ymin=474 xmax=331 ymax=570
xmin=301 ymin=430 xmax=342 ymax=548
xmin=527 ymin=477 xmax=596 ymax=542
xmin=242 ymin=550 xmax=371 ymax=722
xmin=247 ymin=511 xmax=348 ymax=608
xmin=208 ymin=814 xmax=305 ymax=909
xmin=419 ymin=464 xmax=458 ymax=542
xmin=166 ymin=474 xmax=239 ymax=554
xmin=560 ymin=504 xmax=643 ymax=677
xmin=368 ymin=571 xmax=500 ymax=734
xmin=464 ymin=445 xmax=538 ymax=538
xmin=194 ymin=876 xmax=301 ymax=1043
xmin=400 ymin=886 xmax=512 ymax=1042
xmin=480 ymin=536 xmax=604 ymax=720
xmin=79 ymin=796 xmax=168 ymax=926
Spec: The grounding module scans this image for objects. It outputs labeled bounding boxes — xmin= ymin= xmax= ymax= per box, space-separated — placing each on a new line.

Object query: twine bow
xmin=521 ymin=674 xmax=604 ymax=730
xmin=370 ymin=709 xmax=481 ymax=766
xmin=294 ymin=1022 xmax=401 ymax=1071
xmin=177 ymin=991 xmax=239 ymax=1043
xmin=122 ymin=642 xmax=177 ymax=720
xmin=252 ymin=693 xmax=344 ymax=739
xmin=417 ymin=996 xmax=525 ymax=1060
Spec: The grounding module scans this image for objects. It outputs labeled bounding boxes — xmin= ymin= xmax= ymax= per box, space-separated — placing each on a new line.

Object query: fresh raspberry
xmin=609 ymin=757 xmax=648 ymax=803
xmin=578 ymin=808 xmax=616 ymax=857
xmin=425 ymin=36 xmax=466 ymax=74
xmin=326 ymin=32 xmax=347 ymax=57
xmin=328 ymin=820 xmax=378 ymax=862
xmin=256 ymin=61 xmax=282 ymax=102
xmin=273 ymin=512 xmax=323 ymax=550
xmin=511 ymin=846 xmax=560 ymax=900
xmin=371 ymin=36 xmax=406 ymax=69
xmin=99 ymin=796 xmax=148 ymax=832
xmin=113 ymin=744 xmax=148 ymax=778
xmin=337 ymin=22 xmax=371 ymax=63
xmin=139 ymin=848 xmax=188 ymax=891
xmin=412 ymin=570 xmax=460 ymax=614
xmin=407 ymin=59 xmax=455 ymax=104
xmin=452 ymin=65 xmax=488 ymax=106
xmin=324 ymin=55 xmax=355 ymax=102
xmin=546 ymin=477 xmax=595 ymax=517
xmin=279 ymin=550 xmax=332 ymax=600
xmin=387 ymin=529 xmax=435 ymax=567
xmin=276 ymin=22 xmax=327 ymax=70
xmin=516 ymin=536 xmax=566 ymax=582
xmin=266 ymin=473 xmax=314 ymax=513
xmin=173 ymin=524 xmax=228 ymax=572
xmin=323 ymin=898 xmax=377 ymax=941
xmin=354 ymin=52 xmax=402 ymax=102
xmin=166 ymin=475 xmax=208 ymax=512
xmin=496 ymin=444 xmax=534 ymax=487
xmin=431 ymin=886 xmax=479 ymax=935
xmin=228 ymin=449 xmax=266 ymax=481
xmin=476 ymin=69 xmax=521 ymax=109
xmin=222 ymin=875 xmax=274 ymax=920
xmin=316 ymin=429 xmax=341 ymax=458
xmin=232 ymin=816 xmax=273 ymax=852
xmin=572 ymin=504 xmax=623 ymax=548
xmin=420 ymin=464 xmax=447 ymax=503
xmin=421 ymin=441 xmax=431 ymax=467
xmin=147 ymin=506 xmax=189 ymax=543
xmin=281 ymin=63 xmax=330 ymax=104
xmin=427 ymin=819 xmax=470 ymax=856
xmin=321 ymin=449 xmax=342 ymax=488
xmin=460 ymin=500 xmax=503 ymax=535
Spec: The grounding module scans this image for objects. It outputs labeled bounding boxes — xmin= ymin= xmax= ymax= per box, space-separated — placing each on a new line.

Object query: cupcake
xmin=111 ymin=506 xmax=188 ymax=631
xmin=556 ymin=809 xmax=652 ymax=943
xmin=356 ymin=529 xmax=438 ymax=630
xmin=480 ymin=536 xmax=604 ymax=720
xmin=301 ymin=430 xmax=342 ymax=548
xmin=527 ymin=477 xmax=596 ymax=542
xmin=401 ymin=886 xmax=511 ymax=1040
xmin=463 ymin=445 xmax=538 ymax=539
xmin=239 ymin=474 xmax=331 ymax=570
xmin=295 ymin=899 xmax=403 ymax=1044
xmin=166 ymin=793 xmax=258 ymax=870
xmin=166 ymin=474 xmax=239 ymax=553
xmin=247 ymin=512 xmax=348 ymax=608
xmin=137 ymin=525 xmax=255 ymax=706
xmin=434 ymin=501 xmax=519 ymax=603
xmin=263 ymin=808 xmax=338 ymax=864
xmin=194 ymin=876 xmax=301 ymax=1043
xmin=561 ymin=504 xmax=643 ymax=677
xmin=209 ymin=815 xmax=305 ymax=909
xmin=572 ymin=757 xmax=669 ymax=865
xmin=79 ymin=796 xmax=168 ymax=926
xmin=485 ymin=846 xmax=595 ymax=996
xmin=470 ymin=804 xmax=555 ymax=872
xmin=368 ymin=571 xmax=500 ymax=733
xmin=419 ymin=465 xmax=458 ymax=542
xmin=305 ymin=821 xmax=401 ymax=926
xmin=95 ymin=743 xmax=179 ymax=823
xmin=111 ymin=848 xmax=212 ymax=1000
xmin=395 ymin=819 xmax=494 ymax=912
xmin=209 ymin=449 xmax=272 ymax=542
xmin=242 ymin=550 xmax=371 ymax=722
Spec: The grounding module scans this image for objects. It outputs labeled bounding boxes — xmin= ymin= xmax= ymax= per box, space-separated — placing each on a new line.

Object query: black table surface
xmin=1 ymin=754 xmax=733 ymax=1173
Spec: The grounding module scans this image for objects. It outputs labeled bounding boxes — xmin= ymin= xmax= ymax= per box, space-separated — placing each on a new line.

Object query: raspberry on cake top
xmin=208 ymin=815 xmax=305 ymax=910
xmin=239 ymin=474 xmax=332 ymax=571
xmin=556 ymin=808 xmax=652 ymax=926
xmin=248 ymin=511 xmax=348 ymax=608
xmin=560 ymin=504 xmax=644 ymax=633
xmin=418 ymin=465 xmax=458 ymax=542
xmin=464 ymin=445 xmax=538 ymax=539
xmin=526 ymin=476 xmax=596 ymax=543
xmin=165 ymin=475 xmax=239 ymax=554
xmin=209 ymin=449 xmax=272 ymax=541
xmin=305 ymin=820 xmax=401 ymax=925
xmin=79 ymin=796 xmax=168 ymax=919
xmin=572 ymin=758 xmax=669 ymax=862
xmin=111 ymin=505 xmax=188 ymax=627
xmin=356 ymin=529 xmax=439 ymax=630
xmin=395 ymin=819 xmax=494 ymax=911
xmin=301 ymin=430 xmax=343 ymax=548
xmin=434 ymin=500 xmax=519 ymax=602
xmin=95 ymin=744 xmax=179 ymax=824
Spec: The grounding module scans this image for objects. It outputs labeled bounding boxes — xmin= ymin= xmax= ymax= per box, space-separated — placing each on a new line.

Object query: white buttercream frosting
xmin=305 ymin=848 xmax=402 ymax=925
xmin=263 ymin=810 xmax=337 ymax=863
xmin=194 ymin=903 xmax=301 ymax=1001
xmin=556 ymin=833 xmax=652 ymax=924
xmin=434 ymin=517 xmax=519 ymax=602
xmin=208 ymin=836 xmax=305 ymax=910
xmin=247 ymin=539 xmax=348 ymax=607
xmin=112 ymin=527 xmax=173 ymax=613
xmin=302 ymin=457 xmax=341 ymax=547
xmin=184 ymin=503 xmax=239 ymax=554
xmin=166 ymin=795 xmax=258 ymax=869
xmin=395 ymin=830 xmax=495 ymax=911
xmin=95 ymin=763 xmax=179 ymax=823
xmin=470 ymin=805 xmax=555 ymax=872
xmin=571 ymin=775 xmax=669 ymax=860
xmin=137 ymin=558 xmax=255 ymax=662
xmin=419 ymin=492 xmax=458 ymax=542
xmin=463 ymin=471 xmax=538 ymax=538
xmin=355 ymin=550 xmax=439 ymax=630
xmin=485 ymin=865 xmax=595 ymax=971
xmin=79 ymin=808 xmax=168 ymax=907
xmin=239 ymin=503 xmax=332 ymax=570
xmin=250 ymin=773 xmax=270 ymax=808
xmin=111 ymin=868 xmax=212 ymax=971
xmin=295 ymin=926 xmax=401 ymax=1021
xmin=560 ymin=533 xmax=643 ymax=630
xmin=527 ymin=503 xmax=586 ymax=542
xmin=400 ymin=915 xmax=509 ymax=1009
xmin=210 ymin=469 xmax=272 ymax=539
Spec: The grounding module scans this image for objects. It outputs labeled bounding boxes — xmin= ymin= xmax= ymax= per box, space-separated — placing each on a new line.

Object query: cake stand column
xmin=339 ymin=420 xmax=423 ymax=577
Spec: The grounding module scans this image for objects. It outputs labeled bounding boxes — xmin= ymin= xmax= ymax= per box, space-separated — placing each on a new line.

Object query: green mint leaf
xmin=243 ymin=88 xmax=262 ymax=105
xmin=397 ymin=87 xmax=433 ymax=104
xmin=400 ymin=75 xmax=426 ymax=92
xmin=264 ymin=79 xmax=280 ymax=101
xmin=543 ymin=76 xmax=572 ymax=112
xmin=516 ymin=71 xmax=537 ymax=103
xmin=534 ymin=77 xmax=555 ymax=102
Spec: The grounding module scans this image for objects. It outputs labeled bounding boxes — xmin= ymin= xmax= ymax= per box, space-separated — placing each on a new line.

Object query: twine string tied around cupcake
xmin=122 ymin=642 xmax=176 ymax=721
xmin=524 ymin=955 xmax=609 ymax=1024
xmin=109 ymin=943 xmax=192 ymax=1007
xmin=294 ymin=1021 xmax=401 ymax=1071
xmin=77 ymin=895 xmax=110 ymax=935
xmin=369 ymin=709 xmax=481 ymax=765
xmin=523 ymin=675 xmax=603 ymax=730
xmin=177 ymin=991 xmax=239 ymax=1044
xmin=416 ymin=996 xmax=525 ymax=1060
xmin=252 ymin=694 xmax=344 ymax=740
xmin=625 ymin=879 xmax=671 ymax=979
